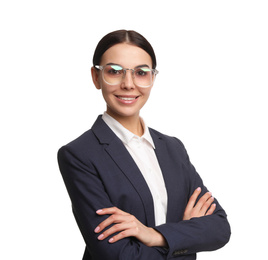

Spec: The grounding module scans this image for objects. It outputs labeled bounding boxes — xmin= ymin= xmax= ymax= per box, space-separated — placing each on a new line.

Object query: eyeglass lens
xmin=102 ymin=65 xmax=154 ymax=87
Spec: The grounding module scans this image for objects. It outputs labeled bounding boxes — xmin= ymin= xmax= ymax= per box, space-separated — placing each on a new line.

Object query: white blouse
xmin=102 ymin=112 xmax=168 ymax=226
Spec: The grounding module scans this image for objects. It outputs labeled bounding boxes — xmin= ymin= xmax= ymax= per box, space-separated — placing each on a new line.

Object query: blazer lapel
xmin=92 ymin=116 xmax=155 ymax=227
xmin=150 ymin=129 xmax=179 ymax=223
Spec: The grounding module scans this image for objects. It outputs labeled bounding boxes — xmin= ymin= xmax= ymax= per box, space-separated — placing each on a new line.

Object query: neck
xmin=106 ymin=111 xmax=144 ymax=137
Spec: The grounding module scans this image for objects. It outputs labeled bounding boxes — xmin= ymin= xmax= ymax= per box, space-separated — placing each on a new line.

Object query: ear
xmin=91 ymin=67 xmax=101 ymax=89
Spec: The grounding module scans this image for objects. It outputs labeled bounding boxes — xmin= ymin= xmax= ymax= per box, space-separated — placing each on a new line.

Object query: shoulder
xmin=57 ymin=129 xmax=100 ymax=163
xmin=62 ymin=129 xmax=97 ymax=149
xmin=58 ymin=115 xmax=115 ymax=161
xmin=149 ymin=127 xmax=185 ymax=149
xmin=149 ymin=127 xmax=190 ymax=161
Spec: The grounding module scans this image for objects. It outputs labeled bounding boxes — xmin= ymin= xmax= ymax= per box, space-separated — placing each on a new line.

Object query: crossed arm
xmin=58 ymin=142 xmax=230 ymax=259
xmin=94 ymin=187 xmax=216 ymax=248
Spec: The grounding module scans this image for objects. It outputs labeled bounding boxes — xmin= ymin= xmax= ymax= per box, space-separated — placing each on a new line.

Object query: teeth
xmin=118 ymin=97 xmax=136 ymax=100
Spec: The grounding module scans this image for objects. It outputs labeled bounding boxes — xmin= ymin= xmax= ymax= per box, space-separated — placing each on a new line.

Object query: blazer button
xmin=172 ymin=249 xmax=188 ymax=256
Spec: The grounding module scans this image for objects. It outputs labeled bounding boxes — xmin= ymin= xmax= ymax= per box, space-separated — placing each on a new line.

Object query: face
xmin=91 ymin=43 xmax=154 ymax=121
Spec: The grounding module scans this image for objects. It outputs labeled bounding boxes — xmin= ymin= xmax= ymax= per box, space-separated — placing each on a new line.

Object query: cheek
xmin=101 ymin=89 xmax=111 ymax=104
xmin=101 ymin=84 xmax=115 ymax=96
xmin=100 ymin=85 xmax=118 ymax=104
xmin=141 ymin=88 xmax=152 ymax=99
xmin=137 ymin=89 xmax=152 ymax=108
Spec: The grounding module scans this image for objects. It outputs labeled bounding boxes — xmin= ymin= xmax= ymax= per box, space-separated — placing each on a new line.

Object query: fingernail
xmin=197 ymin=187 xmax=201 ymax=191
xmin=98 ymin=234 xmax=104 ymax=240
xmin=96 ymin=209 xmax=103 ymax=214
xmin=109 ymin=238 xmax=114 ymax=243
xmin=94 ymin=226 xmax=100 ymax=233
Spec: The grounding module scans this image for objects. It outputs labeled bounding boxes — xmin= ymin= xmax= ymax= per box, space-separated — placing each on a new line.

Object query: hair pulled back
xmin=93 ymin=30 xmax=157 ymax=69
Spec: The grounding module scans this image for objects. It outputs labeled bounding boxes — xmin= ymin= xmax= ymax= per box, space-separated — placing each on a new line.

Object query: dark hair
xmin=93 ymin=30 xmax=157 ymax=69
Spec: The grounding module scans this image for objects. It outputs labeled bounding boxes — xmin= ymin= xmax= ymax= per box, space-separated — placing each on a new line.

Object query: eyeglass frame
xmin=94 ymin=64 xmax=159 ymax=88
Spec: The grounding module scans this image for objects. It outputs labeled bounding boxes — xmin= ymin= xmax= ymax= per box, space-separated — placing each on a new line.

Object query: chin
xmin=107 ymin=108 xmax=140 ymax=119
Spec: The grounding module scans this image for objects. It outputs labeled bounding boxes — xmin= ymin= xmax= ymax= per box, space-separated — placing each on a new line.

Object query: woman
xmin=58 ymin=30 xmax=231 ymax=259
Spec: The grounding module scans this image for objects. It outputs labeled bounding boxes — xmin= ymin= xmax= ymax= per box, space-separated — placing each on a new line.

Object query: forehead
xmin=100 ymin=43 xmax=152 ymax=68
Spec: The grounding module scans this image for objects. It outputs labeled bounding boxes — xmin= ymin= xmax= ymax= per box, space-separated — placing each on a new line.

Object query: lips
xmin=117 ymin=96 xmax=136 ymax=101
xmin=115 ymin=95 xmax=140 ymax=104
xmin=115 ymin=95 xmax=139 ymax=99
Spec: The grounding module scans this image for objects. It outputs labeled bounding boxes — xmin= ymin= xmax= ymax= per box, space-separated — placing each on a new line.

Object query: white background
xmin=1 ymin=0 xmax=267 ymax=259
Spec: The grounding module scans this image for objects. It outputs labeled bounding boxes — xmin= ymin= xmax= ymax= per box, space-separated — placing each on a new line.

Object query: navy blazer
xmin=58 ymin=115 xmax=231 ymax=259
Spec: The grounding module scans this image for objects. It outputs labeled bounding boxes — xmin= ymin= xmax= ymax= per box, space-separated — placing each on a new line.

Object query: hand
xmin=94 ymin=207 xmax=167 ymax=247
xmin=183 ymin=187 xmax=216 ymax=221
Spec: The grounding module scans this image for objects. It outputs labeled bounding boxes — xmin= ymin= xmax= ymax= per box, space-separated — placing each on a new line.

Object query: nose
xmin=121 ymin=69 xmax=135 ymax=89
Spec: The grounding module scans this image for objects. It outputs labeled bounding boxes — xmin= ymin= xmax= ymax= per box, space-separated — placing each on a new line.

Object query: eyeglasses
xmin=94 ymin=64 xmax=158 ymax=88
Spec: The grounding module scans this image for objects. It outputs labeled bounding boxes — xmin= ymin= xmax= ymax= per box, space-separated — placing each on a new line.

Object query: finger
xmin=95 ymin=214 xmax=134 ymax=234
xmin=109 ymin=227 xmax=137 ymax=243
xmin=205 ymin=203 xmax=216 ymax=216
xmin=98 ymin=221 xmax=136 ymax=241
xmin=184 ymin=187 xmax=202 ymax=213
xmin=95 ymin=214 xmax=125 ymax=233
xmin=96 ymin=207 xmax=129 ymax=216
xmin=199 ymin=196 xmax=215 ymax=215
xmin=194 ymin=191 xmax=212 ymax=211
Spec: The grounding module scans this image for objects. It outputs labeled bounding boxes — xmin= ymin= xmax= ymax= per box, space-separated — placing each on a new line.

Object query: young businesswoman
xmin=58 ymin=30 xmax=231 ymax=259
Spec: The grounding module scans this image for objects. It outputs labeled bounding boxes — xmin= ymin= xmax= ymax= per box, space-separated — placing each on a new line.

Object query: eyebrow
xmin=106 ymin=63 xmax=121 ymax=66
xmin=135 ymin=64 xmax=150 ymax=69
xmin=105 ymin=63 xmax=150 ymax=69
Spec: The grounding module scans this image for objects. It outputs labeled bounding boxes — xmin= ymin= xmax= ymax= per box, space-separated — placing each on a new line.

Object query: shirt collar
xmin=102 ymin=112 xmax=155 ymax=149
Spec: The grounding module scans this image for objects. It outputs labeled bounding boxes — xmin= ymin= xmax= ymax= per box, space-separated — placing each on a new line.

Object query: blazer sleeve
xmin=154 ymin=138 xmax=231 ymax=258
xmin=57 ymin=145 xmax=168 ymax=260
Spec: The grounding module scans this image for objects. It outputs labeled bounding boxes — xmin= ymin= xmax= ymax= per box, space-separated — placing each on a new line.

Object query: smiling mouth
xmin=115 ymin=95 xmax=140 ymax=101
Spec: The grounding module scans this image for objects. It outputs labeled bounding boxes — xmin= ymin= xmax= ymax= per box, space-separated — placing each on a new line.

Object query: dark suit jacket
xmin=58 ymin=115 xmax=231 ymax=259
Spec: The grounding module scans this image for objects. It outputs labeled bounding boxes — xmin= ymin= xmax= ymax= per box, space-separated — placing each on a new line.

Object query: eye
xmin=135 ymin=67 xmax=151 ymax=77
xmin=108 ymin=69 xmax=120 ymax=75
xmin=105 ymin=65 xmax=123 ymax=76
